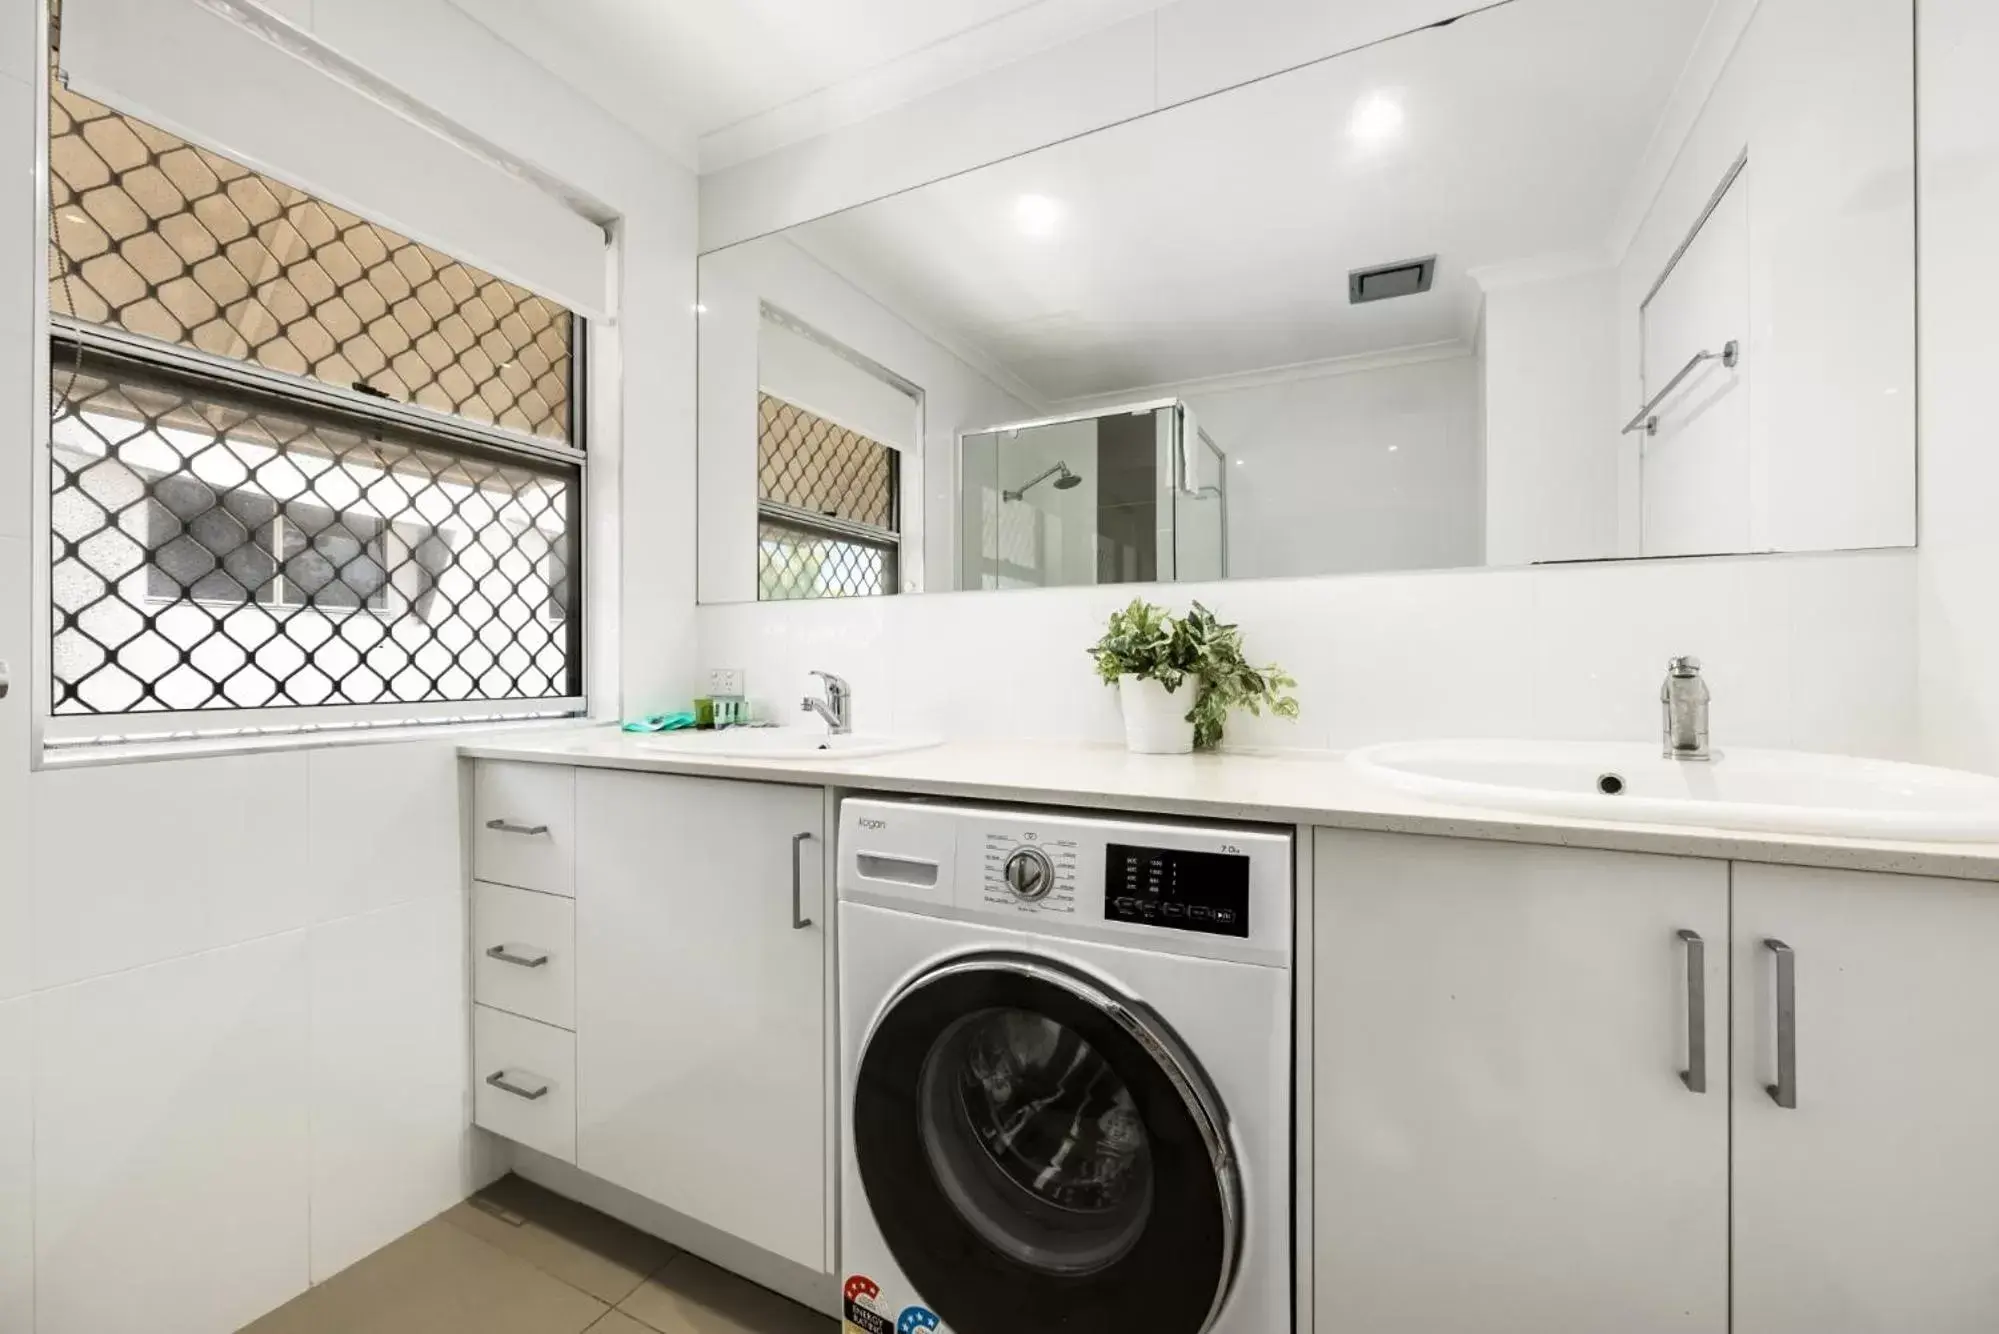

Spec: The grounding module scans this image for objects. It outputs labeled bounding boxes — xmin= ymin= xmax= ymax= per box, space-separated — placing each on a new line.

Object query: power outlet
xmin=708 ymin=668 xmax=744 ymax=696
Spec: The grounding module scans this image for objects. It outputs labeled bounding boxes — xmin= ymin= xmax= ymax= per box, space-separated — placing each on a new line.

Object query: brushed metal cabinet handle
xmin=485 ymin=1069 xmax=550 ymax=1101
xmin=1765 ymin=938 xmax=1797 ymax=1109
xmin=1677 ymin=929 xmax=1706 ymax=1093
xmin=485 ymin=818 xmax=549 ymax=836
xmin=485 ymin=943 xmax=550 ymax=969
xmin=791 ymin=831 xmax=814 ymax=930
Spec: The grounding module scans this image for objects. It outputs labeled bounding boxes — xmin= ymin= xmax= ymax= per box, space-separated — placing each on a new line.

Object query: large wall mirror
xmin=696 ymin=0 xmax=1915 ymax=603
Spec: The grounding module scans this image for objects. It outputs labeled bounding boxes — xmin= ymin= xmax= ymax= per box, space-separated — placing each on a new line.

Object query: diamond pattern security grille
xmin=755 ymin=393 xmax=899 ymax=600
xmin=51 ymin=344 xmax=578 ymax=715
xmin=49 ymin=83 xmax=575 ymax=444
xmin=757 ymin=516 xmax=895 ymax=601
xmin=757 ymin=393 xmax=895 ymax=526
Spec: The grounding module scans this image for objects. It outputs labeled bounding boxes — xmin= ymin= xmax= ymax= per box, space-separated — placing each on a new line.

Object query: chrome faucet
xmin=801 ymin=670 xmax=852 ymax=736
xmin=1661 ymin=656 xmax=1711 ymax=760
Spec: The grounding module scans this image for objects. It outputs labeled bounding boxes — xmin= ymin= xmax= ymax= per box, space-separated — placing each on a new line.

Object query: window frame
xmin=42 ymin=315 xmax=588 ymax=747
xmin=755 ymin=500 xmax=903 ymax=602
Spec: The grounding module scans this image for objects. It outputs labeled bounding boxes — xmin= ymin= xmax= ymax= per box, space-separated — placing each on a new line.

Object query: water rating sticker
xmin=843 ymin=1275 xmax=891 ymax=1334
xmin=898 ymin=1306 xmax=942 ymax=1334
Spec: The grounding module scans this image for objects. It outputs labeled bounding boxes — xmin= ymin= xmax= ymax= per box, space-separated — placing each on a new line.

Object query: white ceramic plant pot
xmin=1118 ymin=675 xmax=1195 ymax=755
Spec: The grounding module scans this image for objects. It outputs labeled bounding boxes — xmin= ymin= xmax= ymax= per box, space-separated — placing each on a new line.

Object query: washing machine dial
xmin=1001 ymin=846 xmax=1056 ymax=902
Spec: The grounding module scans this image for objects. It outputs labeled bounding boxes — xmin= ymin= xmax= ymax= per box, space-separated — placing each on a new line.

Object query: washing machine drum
xmin=853 ymin=952 xmax=1242 ymax=1334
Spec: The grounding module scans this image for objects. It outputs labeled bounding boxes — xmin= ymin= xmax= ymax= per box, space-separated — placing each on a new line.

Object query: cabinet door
xmin=1733 ymin=864 xmax=1999 ymax=1334
xmin=1315 ymin=830 xmax=1728 ymax=1334
xmin=574 ymin=771 xmax=827 ymax=1272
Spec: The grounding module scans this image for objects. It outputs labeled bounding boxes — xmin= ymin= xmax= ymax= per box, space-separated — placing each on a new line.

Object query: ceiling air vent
xmin=1348 ymin=255 xmax=1437 ymax=304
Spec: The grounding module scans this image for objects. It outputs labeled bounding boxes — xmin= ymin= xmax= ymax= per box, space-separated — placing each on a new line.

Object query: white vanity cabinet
xmin=571 ymin=769 xmax=830 ymax=1274
xmin=1313 ymin=829 xmax=1730 ymax=1334
xmin=1314 ymin=832 xmax=1999 ymax=1334
xmin=1731 ymin=864 xmax=1999 ymax=1334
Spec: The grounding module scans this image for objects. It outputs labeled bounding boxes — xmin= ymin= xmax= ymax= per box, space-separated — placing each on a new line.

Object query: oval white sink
xmin=1346 ymin=740 xmax=1999 ymax=843
xmin=634 ymin=728 xmax=940 ymax=761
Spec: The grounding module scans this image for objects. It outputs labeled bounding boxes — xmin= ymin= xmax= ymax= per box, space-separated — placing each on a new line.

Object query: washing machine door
xmin=853 ymin=951 xmax=1242 ymax=1334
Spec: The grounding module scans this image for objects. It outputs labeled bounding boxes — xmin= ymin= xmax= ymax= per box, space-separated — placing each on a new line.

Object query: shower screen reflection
xmin=959 ymin=403 xmax=1222 ymax=590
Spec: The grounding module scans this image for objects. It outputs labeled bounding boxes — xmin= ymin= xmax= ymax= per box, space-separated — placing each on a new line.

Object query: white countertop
xmin=459 ymin=728 xmax=1999 ymax=882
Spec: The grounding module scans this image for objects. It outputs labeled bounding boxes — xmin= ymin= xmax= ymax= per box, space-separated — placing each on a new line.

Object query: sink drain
xmin=1596 ymin=772 xmax=1626 ymax=796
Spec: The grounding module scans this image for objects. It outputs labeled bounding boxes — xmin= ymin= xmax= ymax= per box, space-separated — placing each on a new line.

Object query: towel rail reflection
xmin=1623 ymin=340 xmax=1740 ymax=437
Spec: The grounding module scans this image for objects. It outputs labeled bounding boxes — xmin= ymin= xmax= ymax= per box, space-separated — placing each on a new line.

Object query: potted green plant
xmin=1088 ymin=599 xmax=1299 ymax=753
xmin=1088 ymin=598 xmax=1197 ymax=752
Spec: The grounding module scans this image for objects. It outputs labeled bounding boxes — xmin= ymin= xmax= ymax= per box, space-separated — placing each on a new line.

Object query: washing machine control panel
xmin=1104 ymin=843 xmax=1251 ymax=938
xmin=840 ymin=798 xmax=1292 ymax=960
xmin=979 ymin=831 xmax=1080 ymax=915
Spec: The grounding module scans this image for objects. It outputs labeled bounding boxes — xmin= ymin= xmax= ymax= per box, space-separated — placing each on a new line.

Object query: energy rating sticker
xmin=843 ymin=1275 xmax=891 ymax=1334
xmin=898 ymin=1306 xmax=941 ymax=1334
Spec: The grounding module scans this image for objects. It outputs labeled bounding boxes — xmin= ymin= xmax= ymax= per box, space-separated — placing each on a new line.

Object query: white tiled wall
xmin=30 ymin=753 xmax=312 ymax=990
xmin=0 ymin=533 xmax=30 ymax=1007
xmin=15 ymin=744 xmax=475 ymax=1334
xmin=0 ymin=0 xmax=32 ymax=1317
xmin=699 ymin=547 xmax=1920 ymax=759
xmin=33 ymin=932 xmax=312 ymax=1334
xmin=0 ymin=70 xmax=29 ymax=550
xmin=0 ymin=996 xmax=30 ymax=1333
xmin=305 ymin=742 xmax=462 ymax=924
xmin=0 ymin=0 xmax=35 ymax=1019
xmin=307 ymin=893 xmax=471 ymax=1282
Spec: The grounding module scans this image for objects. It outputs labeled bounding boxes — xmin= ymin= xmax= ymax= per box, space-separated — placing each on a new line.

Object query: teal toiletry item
xmin=621 ymin=711 xmax=696 ymax=734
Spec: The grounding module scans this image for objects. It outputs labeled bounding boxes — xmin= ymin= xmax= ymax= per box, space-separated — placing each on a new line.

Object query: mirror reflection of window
xmin=738 ymin=307 xmax=923 ymax=602
xmin=756 ymin=393 xmax=901 ymax=600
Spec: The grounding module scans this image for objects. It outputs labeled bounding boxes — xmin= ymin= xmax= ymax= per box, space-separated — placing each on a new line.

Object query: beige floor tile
xmin=239 ymin=1217 xmax=607 ymax=1334
xmin=618 ymin=1255 xmax=834 ymax=1334
xmin=588 ymin=1312 xmax=664 ymax=1334
xmin=443 ymin=1174 xmax=679 ymax=1305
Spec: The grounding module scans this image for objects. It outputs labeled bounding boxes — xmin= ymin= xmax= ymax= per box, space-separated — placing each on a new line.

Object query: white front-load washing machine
xmin=836 ymin=797 xmax=1293 ymax=1334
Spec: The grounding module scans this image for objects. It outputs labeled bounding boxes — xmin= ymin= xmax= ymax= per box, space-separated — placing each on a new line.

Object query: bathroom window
xmin=46 ymin=70 xmax=583 ymax=724
xmin=756 ymin=392 xmax=900 ymax=599
xmin=49 ymin=82 xmax=575 ymax=443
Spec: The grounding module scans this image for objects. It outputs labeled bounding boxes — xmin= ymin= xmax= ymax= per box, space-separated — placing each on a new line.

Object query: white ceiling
xmin=769 ymin=0 xmax=1717 ymax=403
xmin=444 ymin=0 xmax=1179 ymax=169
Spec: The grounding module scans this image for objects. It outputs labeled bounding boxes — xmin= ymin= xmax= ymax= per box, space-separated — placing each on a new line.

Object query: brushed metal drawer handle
xmin=1765 ymin=938 xmax=1797 ymax=1109
xmin=485 ymin=819 xmax=549 ymax=837
xmin=485 ymin=944 xmax=550 ymax=969
xmin=1677 ymin=928 xmax=1706 ymax=1094
xmin=791 ymin=831 xmax=815 ymax=930
xmin=485 ymin=1070 xmax=550 ymax=1101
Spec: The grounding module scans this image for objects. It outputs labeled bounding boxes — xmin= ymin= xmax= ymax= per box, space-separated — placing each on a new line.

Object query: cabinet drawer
xmin=474 ymin=761 xmax=574 ymax=896
xmin=473 ymin=882 xmax=575 ymax=1030
xmin=473 ymin=1005 xmax=576 ymax=1162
